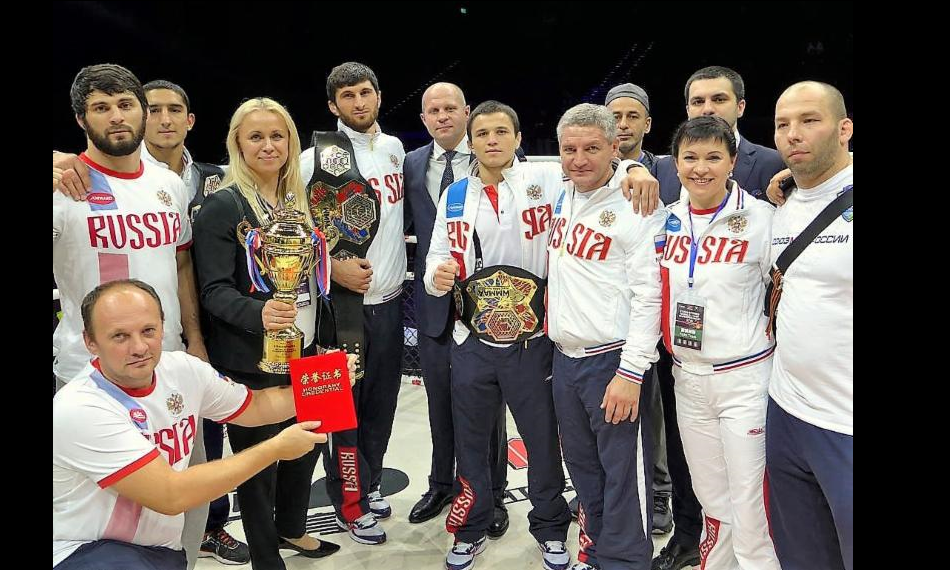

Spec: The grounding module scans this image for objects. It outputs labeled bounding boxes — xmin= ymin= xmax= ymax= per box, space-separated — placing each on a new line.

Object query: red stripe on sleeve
xmin=98 ymin=448 xmax=160 ymax=488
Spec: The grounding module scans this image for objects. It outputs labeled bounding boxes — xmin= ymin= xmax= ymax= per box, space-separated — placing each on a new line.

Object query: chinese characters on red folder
xmin=289 ymin=351 xmax=357 ymax=433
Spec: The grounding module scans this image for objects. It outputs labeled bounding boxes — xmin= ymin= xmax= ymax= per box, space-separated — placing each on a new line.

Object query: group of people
xmin=53 ymin=60 xmax=852 ymax=570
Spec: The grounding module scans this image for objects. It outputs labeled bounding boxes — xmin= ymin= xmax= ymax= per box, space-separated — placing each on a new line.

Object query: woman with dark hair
xmin=659 ymin=116 xmax=779 ymax=570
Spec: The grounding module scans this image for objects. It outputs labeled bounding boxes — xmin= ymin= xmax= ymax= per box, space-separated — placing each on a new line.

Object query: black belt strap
xmin=765 ymin=185 xmax=853 ymax=339
xmin=306 ymin=131 xmax=381 ymax=378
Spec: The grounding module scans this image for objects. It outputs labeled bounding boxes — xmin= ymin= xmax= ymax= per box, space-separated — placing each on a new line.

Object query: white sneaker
xmin=368 ymin=490 xmax=392 ymax=518
xmin=538 ymin=540 xmax=571 ymax=570
xmin=336 ymin=513 xmax=387 ymax=545
xmin=445 ymin=536 xmax=487 ymax=570
xmin=568 ymin=562 xmax=598 ymax=570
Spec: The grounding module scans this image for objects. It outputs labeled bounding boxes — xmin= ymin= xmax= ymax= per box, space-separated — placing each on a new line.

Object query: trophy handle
xmin=250 ymin=248 xmax=269 ymax=276
xmin=243 ymin=228 xmax=273 ymax=293
xmin=302 ymin=252 xmax=319 ymax=276
xmin=238 ymin=221 xmax=265 ymax=276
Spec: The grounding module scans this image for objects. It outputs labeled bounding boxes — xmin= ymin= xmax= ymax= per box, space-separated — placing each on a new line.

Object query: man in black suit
xmin=652 ymin=66 xmax=785 ymax=204
xmin=402 ymin=83 xmax=510 ymax=537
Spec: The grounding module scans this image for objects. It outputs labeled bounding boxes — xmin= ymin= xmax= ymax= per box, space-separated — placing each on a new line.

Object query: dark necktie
xmin=439 ymin=150 xmax=457 ymax=195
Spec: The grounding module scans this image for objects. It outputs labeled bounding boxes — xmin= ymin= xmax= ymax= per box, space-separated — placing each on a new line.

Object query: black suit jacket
xmin=651 ymin=136 xmax=786 ymax=205
xmin=193 ymin=186 xmax=277 ymax=374
xmin=404 ymin=142 xmax=454 ymax=338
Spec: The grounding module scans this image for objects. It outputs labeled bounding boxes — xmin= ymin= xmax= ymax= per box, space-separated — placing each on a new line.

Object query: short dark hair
xmin=467 ymin=100 xmax=520 ymax=140
xmin=81 ymin=279 xmax=165 ymax=337
xmin=684 ymin=65 xmax=745 ymax=103
xmin=326 ymin=62 xmax=379 ymax=102
xmin=70 ymin=64 xmax=147 ymax=119
xmin=143 ymin=79 xmax=191 ymax=112
xmin=671 ymin=116 xmax=738 ymax=159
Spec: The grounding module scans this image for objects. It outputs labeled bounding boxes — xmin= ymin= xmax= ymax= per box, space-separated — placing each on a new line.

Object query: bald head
xmin=774 ymin=80 xmax=852 ymax=188
xmin=422 ymin=82 xmax=466 ymax=111
xmin=778 ymin=81 xmax=847 ymax=121
xmin=421 ymin=82 xmax=470 ymax=149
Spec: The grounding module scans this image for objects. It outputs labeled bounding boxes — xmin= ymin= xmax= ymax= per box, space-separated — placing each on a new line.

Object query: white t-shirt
xmin=769 ymin=165 xmax=853 ymax=435
xmin=52 ymin=352 xmax=252 ymax=566
xmin=472 ymin=181 xmax=525 ymax=268
xmin=141 ymin=143 xmax=197 ymax=201
xmin=53 ymin=154 xmax=192 ymax=382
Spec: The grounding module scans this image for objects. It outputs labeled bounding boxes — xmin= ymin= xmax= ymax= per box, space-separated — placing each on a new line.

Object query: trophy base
xmin=258 ymin=360 xmax=291 ymax=374
xmin=260 ymin=326 xmax=303 ymax=376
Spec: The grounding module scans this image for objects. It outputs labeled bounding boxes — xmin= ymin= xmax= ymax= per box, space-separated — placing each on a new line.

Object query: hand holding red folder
xmin=289 ymin=351 xmax=357 ymax=433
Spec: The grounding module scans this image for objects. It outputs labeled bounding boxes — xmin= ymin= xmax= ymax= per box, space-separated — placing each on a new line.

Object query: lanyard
xmin=687 ymin=192 xmax=730 ymax=288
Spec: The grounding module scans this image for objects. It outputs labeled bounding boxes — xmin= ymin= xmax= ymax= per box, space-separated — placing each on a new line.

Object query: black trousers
xmin=449 ymin=336 xmax=570 ymax=543
xmin=221 ymin=367 xmax=320 ymax=570
xmin=56 ymin=539 xmax=186 ymax=570
xmin=553 ymin=350 xmax=653 ymax=570
xmin=323 ymin=296 xmax=404 ymax=521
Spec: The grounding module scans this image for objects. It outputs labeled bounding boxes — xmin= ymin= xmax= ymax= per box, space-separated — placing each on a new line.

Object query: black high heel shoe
xmin=278 ymin=537 xmax=341 ymax=558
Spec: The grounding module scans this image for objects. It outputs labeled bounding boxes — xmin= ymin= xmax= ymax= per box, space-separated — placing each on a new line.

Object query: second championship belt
xmin=307 ymin=131 xmax=381 ymax=378
xmin=454 ymin=264 xmax=546 ymax=344
xmin=452 ymin=225 xmax=546 ymax=344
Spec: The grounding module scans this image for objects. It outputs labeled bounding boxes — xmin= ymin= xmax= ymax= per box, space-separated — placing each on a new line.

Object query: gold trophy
xmin=247 ymin=206 xmax=318 ymax=374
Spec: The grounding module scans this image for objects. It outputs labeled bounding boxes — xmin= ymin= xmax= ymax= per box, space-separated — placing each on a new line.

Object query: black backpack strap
xmin=765 ymin=186 xmax=852 ymax=339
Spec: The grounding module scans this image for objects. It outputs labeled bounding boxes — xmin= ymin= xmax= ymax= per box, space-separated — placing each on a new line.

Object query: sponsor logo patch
xmin=87 ymin=192 xmax=115 ymax=205
xmin=667 ymin=214 xmax=682 ymax=232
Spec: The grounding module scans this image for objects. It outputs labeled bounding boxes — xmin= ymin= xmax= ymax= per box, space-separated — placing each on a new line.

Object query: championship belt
xmin=454 ymin=265 xmax=546 ymax=344
xmin=306 ymin=131 xmax=381 ymax=378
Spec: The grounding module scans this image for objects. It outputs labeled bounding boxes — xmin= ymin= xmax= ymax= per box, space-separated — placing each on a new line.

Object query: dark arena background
xmin=53 ymin=2 xmax=852 ymax=162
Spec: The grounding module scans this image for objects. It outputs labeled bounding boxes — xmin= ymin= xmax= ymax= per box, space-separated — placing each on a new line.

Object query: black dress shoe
xmin=486 ymin=505 xmax=509 ymax=539
xmin=651 ymin=541 xmax=701 ymax=570
xmin=409 ymin=490 xmax=454 ymax=524
xmin=278 ymin=537 xmax=341 ymax=559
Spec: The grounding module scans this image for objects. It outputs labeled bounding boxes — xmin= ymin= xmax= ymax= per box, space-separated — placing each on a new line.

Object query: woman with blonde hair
xmin=193 ymin=97 xmax=339 ymax=568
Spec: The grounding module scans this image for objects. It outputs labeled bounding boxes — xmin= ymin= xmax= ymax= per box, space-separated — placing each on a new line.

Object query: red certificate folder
xmin=289 ymin=352 xmax=357 ymax=433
